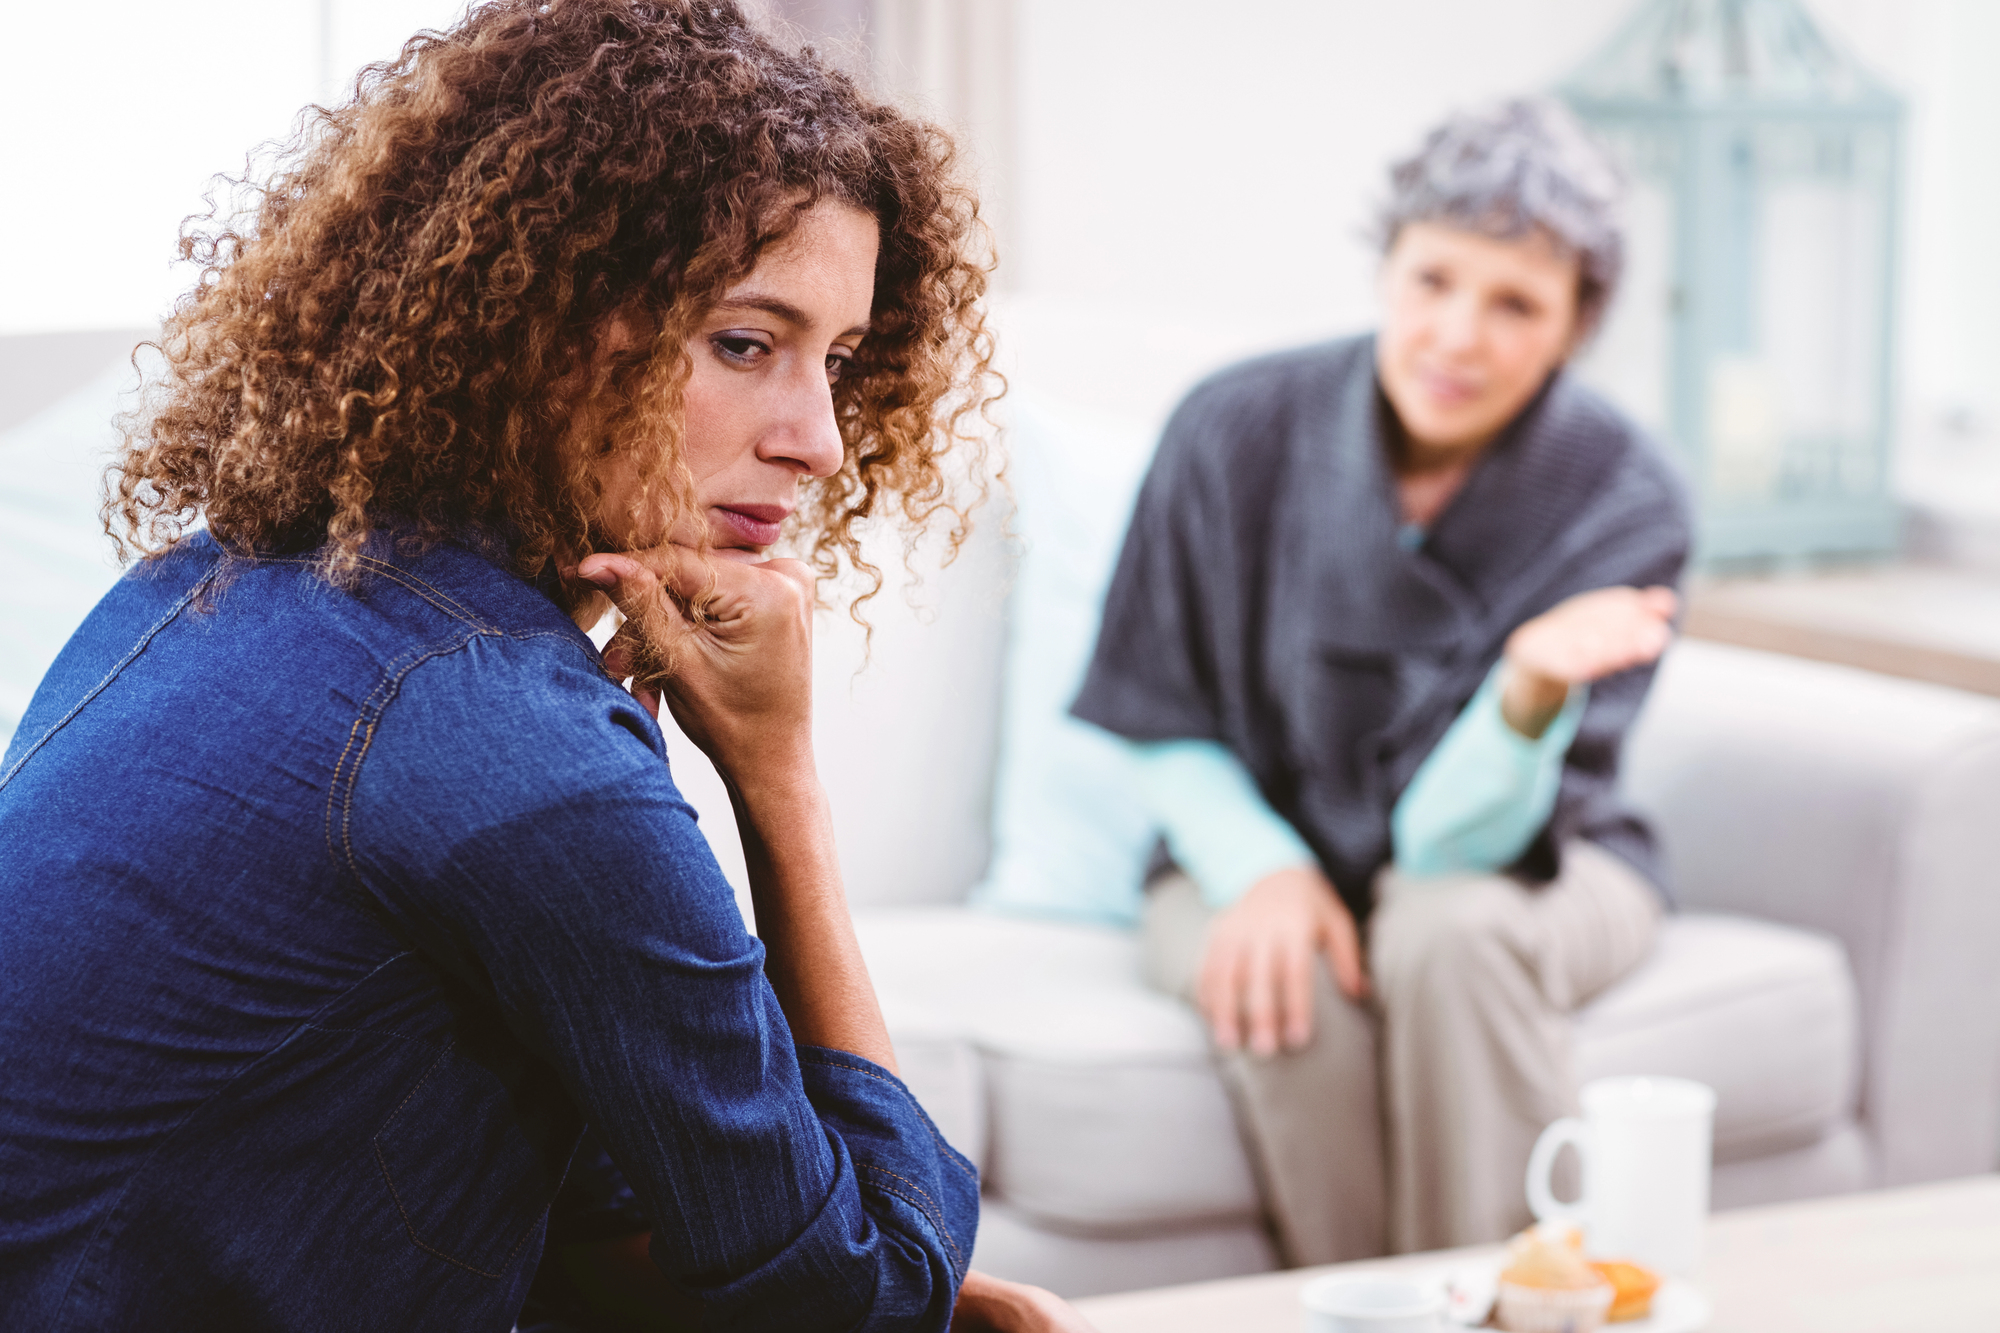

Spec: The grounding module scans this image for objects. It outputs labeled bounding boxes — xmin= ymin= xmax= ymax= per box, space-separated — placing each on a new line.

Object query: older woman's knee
xmin=1370 ymin=880 xmax=1527 ymax=1005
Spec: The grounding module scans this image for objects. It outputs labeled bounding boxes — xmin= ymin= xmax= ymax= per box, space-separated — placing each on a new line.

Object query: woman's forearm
xmin=728 ymin=767 xmax=897 ymax=1073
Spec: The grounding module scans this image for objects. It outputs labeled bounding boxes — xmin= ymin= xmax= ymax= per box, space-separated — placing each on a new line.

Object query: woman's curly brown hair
xmin=108 ymin=0 xmax=996 ymax=634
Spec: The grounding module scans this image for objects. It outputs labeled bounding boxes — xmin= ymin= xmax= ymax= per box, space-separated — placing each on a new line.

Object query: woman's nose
xmin=1435 ymin=294 xmax=1483 ymax=353
xmin=762 ymin=364 xmax=846 ymax=479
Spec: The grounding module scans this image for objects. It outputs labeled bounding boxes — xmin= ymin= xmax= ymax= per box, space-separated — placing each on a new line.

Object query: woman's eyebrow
xmin=716 ymin=291 xmax=870 ymax=336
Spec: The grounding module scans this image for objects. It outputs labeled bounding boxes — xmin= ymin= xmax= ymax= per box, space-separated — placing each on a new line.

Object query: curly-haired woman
xmin=0 ymin=4 xmax=1081 ymax=1330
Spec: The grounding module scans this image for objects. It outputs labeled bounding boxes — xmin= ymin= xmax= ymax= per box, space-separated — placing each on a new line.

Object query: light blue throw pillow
xmin=969 ymin=393 xmax=1162 ymax=927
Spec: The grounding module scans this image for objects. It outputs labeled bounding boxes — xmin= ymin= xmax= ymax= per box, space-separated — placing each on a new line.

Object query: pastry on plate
xmin=1493 ymin=1224 xmax=1615 ymax=1333
xmin=1589 ymin=1260 xmax=1661 ymax=1323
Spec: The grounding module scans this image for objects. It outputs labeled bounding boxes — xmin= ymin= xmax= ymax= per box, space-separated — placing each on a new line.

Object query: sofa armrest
xmin=1869 ymin=733 xmax=2000 ymax=1182
xmin=1624 ymin=641 xmax=2000 ymax=1184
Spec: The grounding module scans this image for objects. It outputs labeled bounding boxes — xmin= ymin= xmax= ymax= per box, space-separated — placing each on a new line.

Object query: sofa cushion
xmin=970 ymin=1197 xmax=1277 ymax=1300
xmin=1576 ymin=913 xmax=1859 ymax=1162
xmin=854 ymin=908 xmax=1262 ymax=1231
xmin=857 ymin=904 xmax=1863 ymax=1234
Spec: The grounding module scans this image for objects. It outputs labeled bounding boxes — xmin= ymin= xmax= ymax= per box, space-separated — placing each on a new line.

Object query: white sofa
xmin=658 ymin=499 xmax=2000 ymax=1298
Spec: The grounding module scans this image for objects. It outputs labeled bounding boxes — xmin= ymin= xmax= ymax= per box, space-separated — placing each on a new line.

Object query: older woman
xmin=0 ymin=4 xmax=1085 ymax=1330
xmin=1073 ymin=99 xmax=1691 ymax=1263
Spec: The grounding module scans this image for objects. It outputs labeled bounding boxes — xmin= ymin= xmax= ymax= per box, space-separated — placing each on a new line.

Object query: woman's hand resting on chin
xmin=578 ymin=547 xmax=1097 ymax=1333
xmin=578 ymin=545 xmax=817 ymax=790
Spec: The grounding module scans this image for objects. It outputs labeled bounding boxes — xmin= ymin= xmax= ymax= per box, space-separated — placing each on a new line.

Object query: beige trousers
xmin=1142 ymin=841 xmax=1660 ymax=1264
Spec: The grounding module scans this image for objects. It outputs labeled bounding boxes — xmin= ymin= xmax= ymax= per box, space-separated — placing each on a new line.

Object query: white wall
xmin=6 ymin=0 xmax=1996 ymax=464
xmin=0 ymin=0 xmax=466 ymax=336
xmin=997 ymin=0 xmax=2000 ymax=447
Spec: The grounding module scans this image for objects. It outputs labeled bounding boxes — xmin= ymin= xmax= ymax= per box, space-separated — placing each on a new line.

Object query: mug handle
xmin=1525 ymin=1116 xmax=1589 ymax=1226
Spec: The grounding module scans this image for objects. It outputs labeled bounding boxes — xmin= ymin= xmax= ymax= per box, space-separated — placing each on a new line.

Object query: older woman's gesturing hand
xmin=1500 ymin=585 xmax=1679 ymax=738
xmin=578 ymin=547 xmax=817 ymax=790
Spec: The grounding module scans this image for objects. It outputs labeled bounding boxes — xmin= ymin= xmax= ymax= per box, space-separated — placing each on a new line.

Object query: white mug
xmin=1300 ymin=1276 xmax=1443 ymax=1333
xmin=1525 ymin=1075 xmax=1716 ymax=1275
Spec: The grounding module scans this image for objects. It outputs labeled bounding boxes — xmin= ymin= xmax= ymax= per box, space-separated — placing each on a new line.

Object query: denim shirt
xmin=0 ymin=532 xmax=977 ymax=1332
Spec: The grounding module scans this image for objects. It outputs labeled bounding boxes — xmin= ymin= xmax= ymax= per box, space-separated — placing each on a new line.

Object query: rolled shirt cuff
xmin=1391 ymin=662 xmax=1589 ymax=879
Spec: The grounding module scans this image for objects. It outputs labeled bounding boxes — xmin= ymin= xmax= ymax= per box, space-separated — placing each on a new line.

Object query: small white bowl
xmin=1301 ymin=1275 xmax=1448 ymax=1333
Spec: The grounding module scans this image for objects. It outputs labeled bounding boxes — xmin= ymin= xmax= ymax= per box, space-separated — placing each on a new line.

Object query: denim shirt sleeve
xmin=344 ymin=633 xmax=975 ymax=1332
xmin=1126 ymin=738 xmax=1318 ymax=908
xmin=1390 ymin=662 xmax=1590 ymax=878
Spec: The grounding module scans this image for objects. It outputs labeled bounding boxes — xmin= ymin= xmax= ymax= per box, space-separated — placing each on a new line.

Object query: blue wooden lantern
xmin=1561 ymin=0 xmax=1905 ymax=565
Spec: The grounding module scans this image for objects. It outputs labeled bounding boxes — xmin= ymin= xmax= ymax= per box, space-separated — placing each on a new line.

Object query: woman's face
xmin=597 ymin=200 xmax=878 ymax=555
xmin=1375 ymin=221 xmax=1582 ymax=461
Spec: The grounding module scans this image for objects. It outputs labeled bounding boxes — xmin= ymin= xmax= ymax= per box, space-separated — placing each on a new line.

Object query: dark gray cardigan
xmin=1071 ymin=335 xmax=1693 ymax=919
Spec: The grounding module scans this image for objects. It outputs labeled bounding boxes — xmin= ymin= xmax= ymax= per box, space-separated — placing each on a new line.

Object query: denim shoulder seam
xmin=797 ymin=1052 xmax=980 ymax=1189
xmin=349 ymin=553 xmax=497 ymax=631
xmin=506 ymin=627 xmax=607 ymax=674
xmin=255 ymin=551 xmax=498 ymax=632
xmin=323 ymin=629 xmax=492 ymax=878
xmin=270 ymin=550 xmax=598 ymax=666
xmin=0 ymin=562 xmax=219 ymax=794
xmin=50 ymin=948 xmax=414 ymax=1325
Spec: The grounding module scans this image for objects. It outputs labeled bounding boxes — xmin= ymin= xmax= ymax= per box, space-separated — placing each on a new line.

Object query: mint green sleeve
xmin=1390 ymin=663 xmax=1589 ymax=879
xmin=1126 ymin=739 xmax=1319 ymax=909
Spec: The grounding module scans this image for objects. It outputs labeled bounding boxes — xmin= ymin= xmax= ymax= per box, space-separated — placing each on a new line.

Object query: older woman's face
xmin=596 ymin=200 xmax=877 ymax=554
xmin=1376 ymin=221 xmax=1582 ymax=459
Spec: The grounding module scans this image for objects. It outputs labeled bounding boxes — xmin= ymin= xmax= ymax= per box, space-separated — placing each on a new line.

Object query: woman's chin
xmin=1401 ymin=405 xmax=1508 ymax=457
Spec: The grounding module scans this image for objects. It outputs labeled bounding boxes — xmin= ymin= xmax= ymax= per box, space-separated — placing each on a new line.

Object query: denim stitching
xmin=0 ymin=564 xmax=218 ymax=792
xmin=324 ymin=630 xmax=485 ymax=876
xmin=797 ymin=1053 xmax=981 ymax=1187
xmin=324 ymin=716 xmax=373 ymax=871
xmin=254 ymin=551 xmax=489 ymax=630
xmin=349 ymin=553 xmax=493 ymax=629
xmin=860 ymin=1178 xmax=963 ymax=1275
xmin=857 ymin=1165 xmax=964 ymax=1272
xmin=370 ymin=1037 xmax=549 ymax=1278
xmin=265 ymin=551 xmax=599 ymax=661
xmin=800 ymin=1054 xmax=980 ymax=1185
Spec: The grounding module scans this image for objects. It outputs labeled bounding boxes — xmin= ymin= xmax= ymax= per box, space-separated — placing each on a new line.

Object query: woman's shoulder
xmin=290 ymin=536 xmax=663 ymax=797
xmin=1176 ymin=335 xmax=1372 ymax=422
xmin=1152 ymin=335 xmax=1373 ymax=480
xmin=1540 ymin=374 xmax=1692 ymax=515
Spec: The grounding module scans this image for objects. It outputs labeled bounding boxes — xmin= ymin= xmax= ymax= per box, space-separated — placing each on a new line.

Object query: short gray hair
xmin=1379 ymin=98 xmax=1625 ymax=331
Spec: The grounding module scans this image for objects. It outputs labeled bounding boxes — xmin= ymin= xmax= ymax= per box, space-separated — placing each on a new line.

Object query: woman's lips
xmin=1417 ymin=367 xmax=1483 ymax=407
xmin=714 ymin=505 xmax=788 ymax=547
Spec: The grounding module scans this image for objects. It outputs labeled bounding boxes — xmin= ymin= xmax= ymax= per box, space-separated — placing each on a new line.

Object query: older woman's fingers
xmin=1242 ymin=938 xmax=1283 ymax=1057
xmin=1280 ymin=934 xmax=1316 ymax=1051
xmin=1198 ymin=938 xmax=1246 ymax=1052
xmin=1320 ymin=899 xmax=1370 ymax=1002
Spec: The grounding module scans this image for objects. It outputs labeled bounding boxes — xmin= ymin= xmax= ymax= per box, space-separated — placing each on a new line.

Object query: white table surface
xmin=1071 ymin=1174 xmax=2000 ymax=1333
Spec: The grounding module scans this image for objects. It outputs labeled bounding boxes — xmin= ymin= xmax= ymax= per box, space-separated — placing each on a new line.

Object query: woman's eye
xmin=712 ymin=334 xmax=770 ymax=365
xmin=1497 ymin=294 xmax=1538 ymax=319
xmin=825 ymin=352 xmax=852 ymax=383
